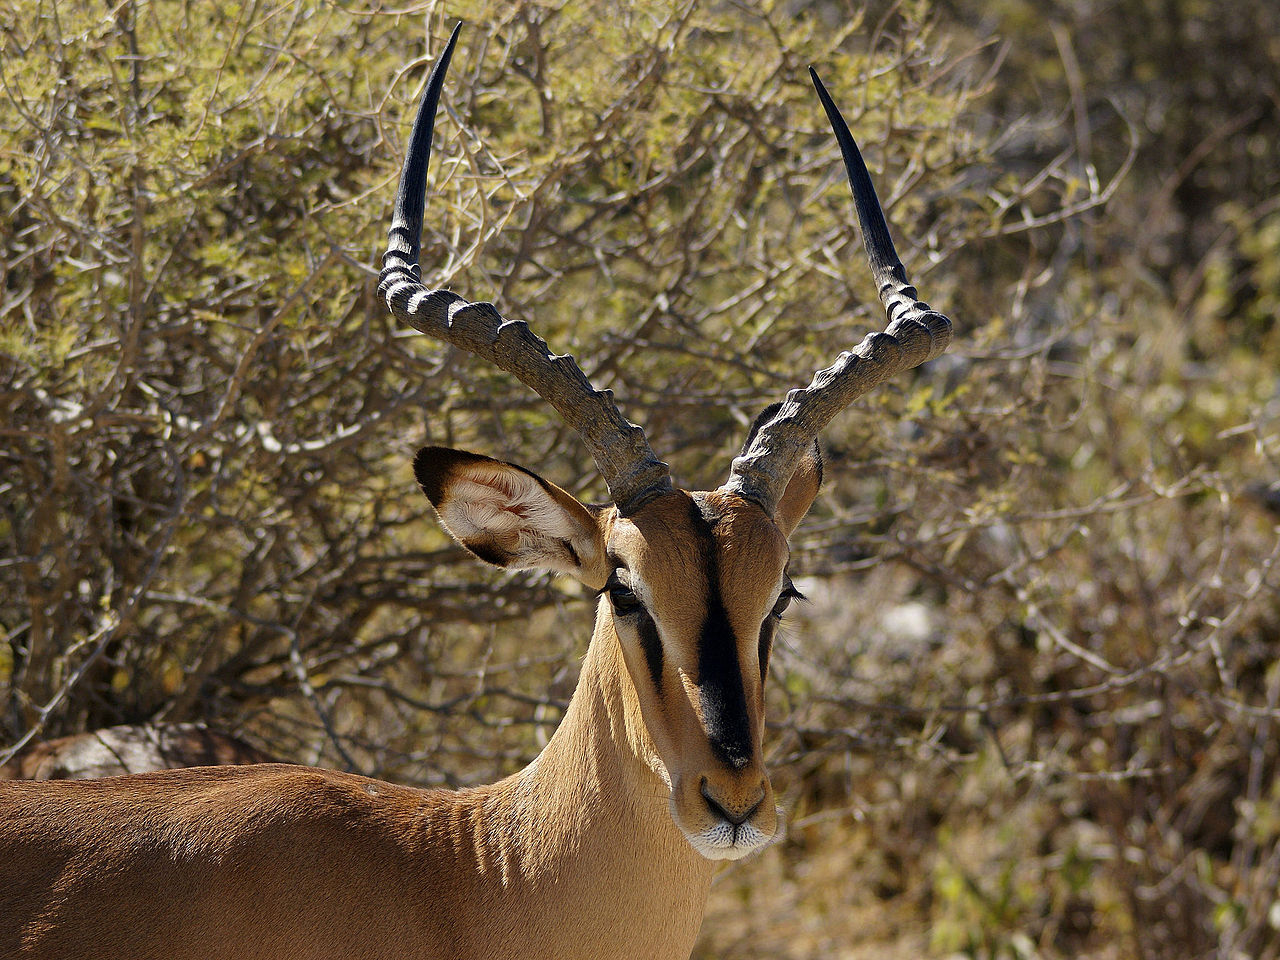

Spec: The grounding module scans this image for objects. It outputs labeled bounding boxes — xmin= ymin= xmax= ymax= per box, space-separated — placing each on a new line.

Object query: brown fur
xmin=0 ymin=448 xmax=821 ymax=960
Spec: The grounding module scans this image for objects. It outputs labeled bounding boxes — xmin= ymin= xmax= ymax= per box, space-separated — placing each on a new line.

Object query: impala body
xmin=0 ymin=22 xmax=949 ymax=960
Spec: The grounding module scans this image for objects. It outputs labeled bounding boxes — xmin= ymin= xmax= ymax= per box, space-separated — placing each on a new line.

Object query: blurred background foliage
xmin=2 ymin=0 xmax=1278 ymax=956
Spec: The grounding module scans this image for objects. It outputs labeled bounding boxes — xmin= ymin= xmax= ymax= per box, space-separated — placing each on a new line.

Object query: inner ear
xmin=740 ymin=404 xmax=823 ymax=537
xmin=414 ymin=446 xmax=608 ymax=587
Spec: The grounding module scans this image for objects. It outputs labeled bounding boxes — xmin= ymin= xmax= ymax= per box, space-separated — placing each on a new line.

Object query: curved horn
xmin=723 ymin=67 xmax=952 ymax=512
xmin=379 ymin=23 xmax=672 ymax=512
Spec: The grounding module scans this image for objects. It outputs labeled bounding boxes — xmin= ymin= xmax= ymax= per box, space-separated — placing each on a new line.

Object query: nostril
xmin=700 ymin=781 xmax=733 ymax=823
xmin=700 ymin=779 xmax=762 ymax=827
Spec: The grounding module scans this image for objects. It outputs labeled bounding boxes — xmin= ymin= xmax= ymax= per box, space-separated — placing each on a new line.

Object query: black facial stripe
xmin=757 ymin=618 xmax=776 ymax=683
xmin=636 ymin=613 xmax=664 ymax=689
xmin=689 ymin=498 xmax=754 ymax=771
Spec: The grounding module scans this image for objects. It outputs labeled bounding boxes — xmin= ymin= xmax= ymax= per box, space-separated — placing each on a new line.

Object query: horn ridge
xmin=378 ymin=23 xmax=672 ymax=512
xmin=723 ymin=68 xmax=952 ymax=513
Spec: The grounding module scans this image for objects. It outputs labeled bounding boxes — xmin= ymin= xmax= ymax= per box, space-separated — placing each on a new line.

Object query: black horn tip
xmin=808 ymin=61 xmax=903 ymax=277
xmin=432 ymin=21 xmax=463 ymax=97
xmin=808 ymin=66 xmax=839 ymax=118
xmin=388 ymin=21 xmax=464 ymax=274
xmin=441 ymin=21 xmax=463 ymax=59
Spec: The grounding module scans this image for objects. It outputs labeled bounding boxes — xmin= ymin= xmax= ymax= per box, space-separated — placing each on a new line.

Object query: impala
xmin=0 ymin=23 xmax=950 ymax=960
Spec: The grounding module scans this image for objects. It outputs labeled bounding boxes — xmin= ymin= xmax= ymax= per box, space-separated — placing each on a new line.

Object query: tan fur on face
xmin=601 ymin=490 xmax=792 ymax=860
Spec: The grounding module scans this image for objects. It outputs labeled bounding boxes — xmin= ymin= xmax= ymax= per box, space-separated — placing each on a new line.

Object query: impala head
xmin=379 ymin=24 xmax=951 ymax=861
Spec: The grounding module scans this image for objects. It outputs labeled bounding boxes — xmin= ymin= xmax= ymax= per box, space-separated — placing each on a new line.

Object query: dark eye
xmin=605 ymin=571 xmax=643 ymax=616
xmin=770 ymin=581 xmax=804 ymax=622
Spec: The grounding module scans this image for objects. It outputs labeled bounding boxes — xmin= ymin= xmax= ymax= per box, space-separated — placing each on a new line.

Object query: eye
xmin=770 ymin=581 xmax=804 ymax=622
xmin=604 ymin=570 xmax=643 ymax=616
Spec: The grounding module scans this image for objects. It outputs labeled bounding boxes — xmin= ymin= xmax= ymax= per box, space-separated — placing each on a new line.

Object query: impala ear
xmin=414 ymin=447 xmax=610 ymax=588
xmin=773 ymin=445 xmax=822 ymax=537
xmin=739 ymin=403 xmax=823 ymax=537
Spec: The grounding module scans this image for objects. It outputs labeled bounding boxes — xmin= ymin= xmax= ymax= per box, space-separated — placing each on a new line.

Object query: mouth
xmin=675 ymin=801 xmax=786 ymax=861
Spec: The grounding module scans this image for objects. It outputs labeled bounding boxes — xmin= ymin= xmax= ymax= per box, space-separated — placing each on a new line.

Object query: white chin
xmin=682 ymin=818 xmax=781 ymax=862
xmin=695 ymin=841 xmax=760 ymax=861
xmin=670 ymin=798 xmax=786 ymax=861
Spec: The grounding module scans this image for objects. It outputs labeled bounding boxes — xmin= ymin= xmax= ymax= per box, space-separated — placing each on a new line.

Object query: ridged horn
xmin=378 ymin=23 xmax=672 ymax=512
xmin=723 ymin=67 xmax=952 ymax=512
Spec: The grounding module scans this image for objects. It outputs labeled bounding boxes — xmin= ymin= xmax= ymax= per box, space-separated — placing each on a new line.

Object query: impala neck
xmin=455 ymin=604 xmax=713 ymax=957
xmin=527 ymin=606 xmax=674 ymax=808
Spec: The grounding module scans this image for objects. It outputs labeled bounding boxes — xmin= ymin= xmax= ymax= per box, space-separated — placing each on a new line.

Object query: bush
xmin=3 ymin=1 xmax=1278 ymax=957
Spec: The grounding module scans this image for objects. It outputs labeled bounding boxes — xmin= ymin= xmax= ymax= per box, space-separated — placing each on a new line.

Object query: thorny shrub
xmin=2 ymin=1 xmax=1278 ymax=957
